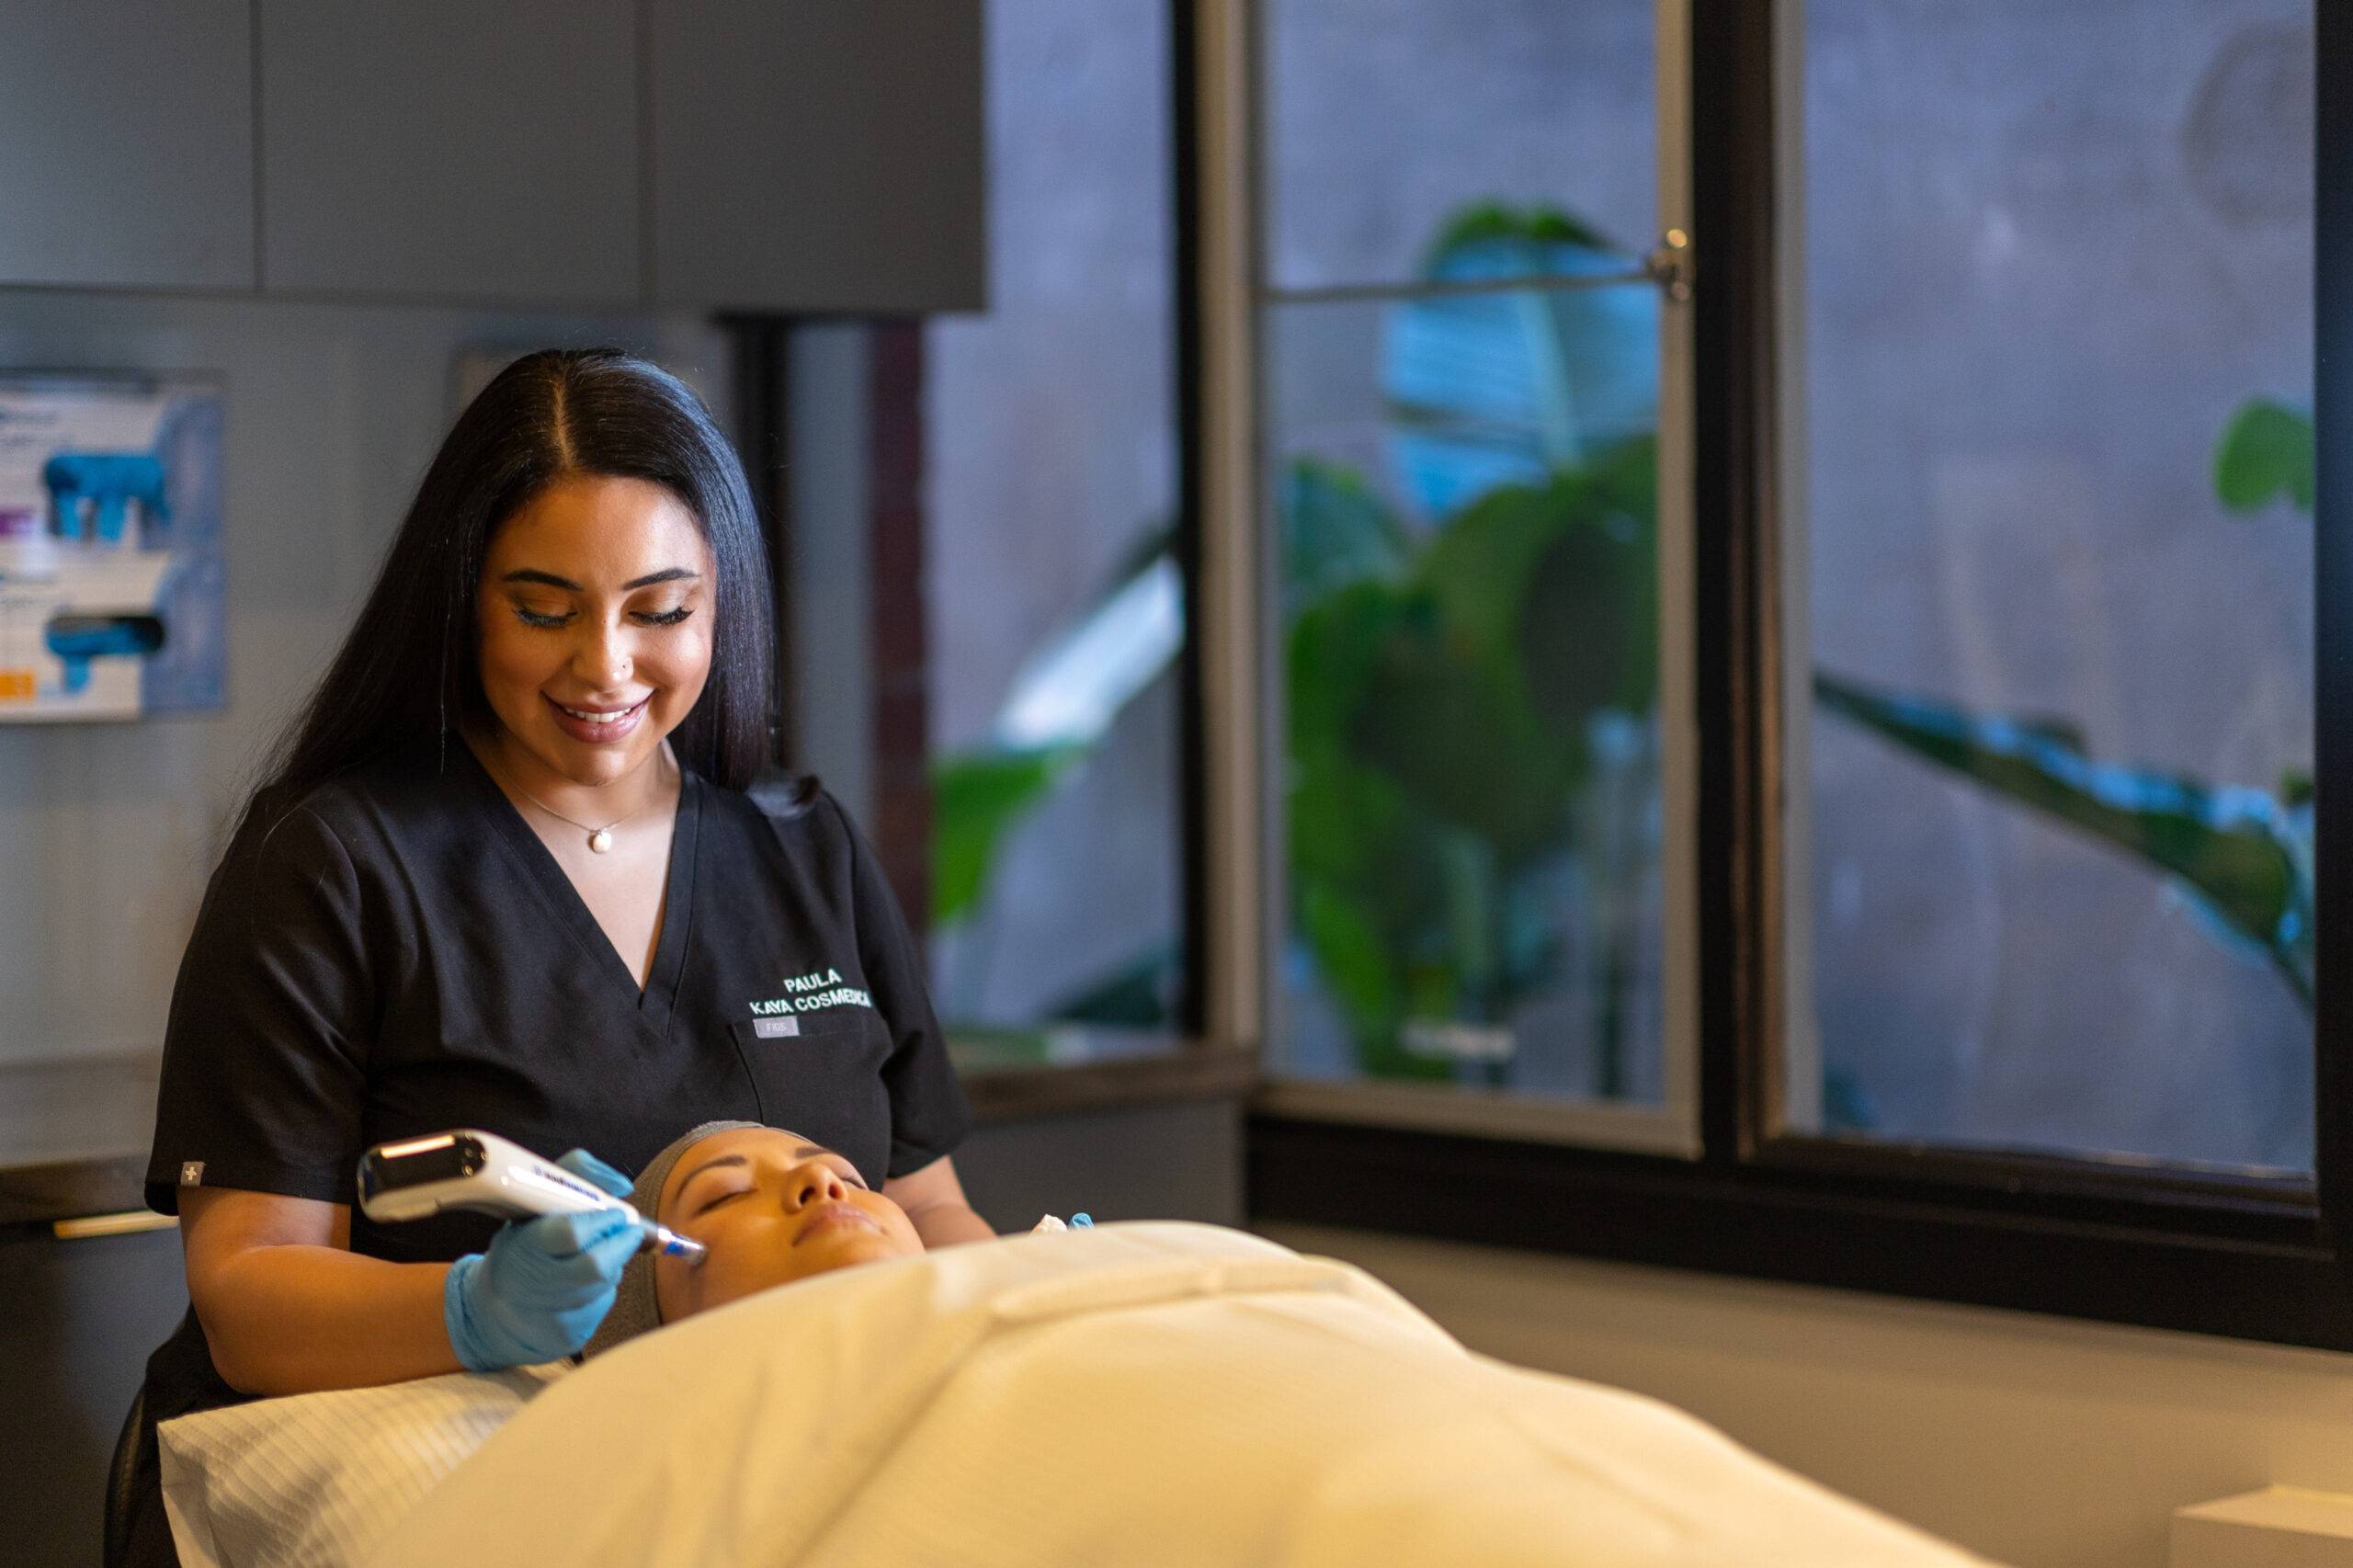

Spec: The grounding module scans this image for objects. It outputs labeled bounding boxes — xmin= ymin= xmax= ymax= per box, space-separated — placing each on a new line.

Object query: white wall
xmin=1260 ymin=1222 xmax=2353 ymax=1568
xmin=0 ymin=292 xmax=728 ymax=1064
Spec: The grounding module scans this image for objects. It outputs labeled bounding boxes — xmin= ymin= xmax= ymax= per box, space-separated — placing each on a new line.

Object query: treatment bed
xmin=159 ymin=1221 xmax=1997 ymax=1567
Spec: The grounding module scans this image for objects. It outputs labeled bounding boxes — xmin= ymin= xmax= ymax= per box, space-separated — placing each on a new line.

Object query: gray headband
xmin=581 ymin=1119 xmax=764 ymax=1360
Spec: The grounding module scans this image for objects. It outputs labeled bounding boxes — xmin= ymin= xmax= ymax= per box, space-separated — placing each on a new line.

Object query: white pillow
xmin=158 ymin=1362 xmax=567 ymax=1568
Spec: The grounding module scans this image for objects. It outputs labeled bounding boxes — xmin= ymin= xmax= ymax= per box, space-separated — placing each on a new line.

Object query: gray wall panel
xmin=0 ymin=0 xmax=255 ymax=290
xmin=258 ymin=1 xmax=641 ymax=304
xmin=651 ymin=1 xmax=985 ymax=312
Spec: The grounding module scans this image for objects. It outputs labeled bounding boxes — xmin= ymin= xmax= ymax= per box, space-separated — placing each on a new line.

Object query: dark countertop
xmin=0 ymin=1040 xmax=1258 ymax=1228
xmin=0 ymin=1054 xmax=159 ymax=1224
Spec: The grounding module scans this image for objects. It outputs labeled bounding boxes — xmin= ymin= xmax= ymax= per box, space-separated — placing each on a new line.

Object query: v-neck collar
xmin=457 ymin=740 xmax=701 ymax=1033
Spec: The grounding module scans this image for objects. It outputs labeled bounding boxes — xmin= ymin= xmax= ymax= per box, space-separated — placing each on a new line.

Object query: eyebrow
xmin=500 ymin=567 xmax=700 ymax=592
xmin=674 ymin=1143 xmax=855 ymax=1197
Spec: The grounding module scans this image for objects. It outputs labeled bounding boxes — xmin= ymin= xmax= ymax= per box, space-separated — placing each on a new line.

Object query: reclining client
xmin=582 ymin=1119 xmax=928 ymax=1358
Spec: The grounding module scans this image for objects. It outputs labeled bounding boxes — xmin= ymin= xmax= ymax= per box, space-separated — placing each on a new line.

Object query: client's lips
xmin=794 ymin=1201 xmax=879 ymax=1246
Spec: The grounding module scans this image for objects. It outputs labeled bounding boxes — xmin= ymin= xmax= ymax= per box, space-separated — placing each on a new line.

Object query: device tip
xmin=640 ymin=1222 xmax=708 ymax=1265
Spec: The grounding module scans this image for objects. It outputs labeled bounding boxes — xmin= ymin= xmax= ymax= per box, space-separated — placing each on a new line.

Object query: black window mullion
xmin=1689 ymin=0 xmax=1779 ymax=1171
xmin=1170 ymin=0 xmax=1210 ymax=1043
xmin=2313 ymin=0 xmax=2353 ymax=1256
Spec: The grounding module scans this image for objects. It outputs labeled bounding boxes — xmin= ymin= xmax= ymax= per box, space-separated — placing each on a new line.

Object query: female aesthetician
xmin=120 ymin=348 xmax=990 ymax=1565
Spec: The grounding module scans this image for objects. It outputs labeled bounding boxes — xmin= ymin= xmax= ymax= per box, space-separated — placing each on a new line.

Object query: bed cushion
xmin=157 ymin=1361 xmax=565 ymax=1568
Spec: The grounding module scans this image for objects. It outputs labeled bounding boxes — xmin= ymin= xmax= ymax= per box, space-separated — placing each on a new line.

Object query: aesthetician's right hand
xmin=444 ymin=1206 xmax=642 ymax=1370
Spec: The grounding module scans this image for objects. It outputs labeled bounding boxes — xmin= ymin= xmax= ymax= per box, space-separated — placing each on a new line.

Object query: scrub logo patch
xmin=179 ymin=1161 xmax=204 ymax=1187
xmin=748 ymin=965 xmax=874 ymax=1022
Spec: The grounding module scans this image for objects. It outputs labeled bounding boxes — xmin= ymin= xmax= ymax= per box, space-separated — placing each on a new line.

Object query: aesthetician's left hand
xmin=555 ymin=1148 xmax=633 ymax=1201
xmin=442 ymin=1148 xmax=643 ymax=1369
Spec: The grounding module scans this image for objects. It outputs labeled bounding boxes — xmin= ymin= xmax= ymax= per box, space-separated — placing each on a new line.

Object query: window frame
xmin=1239 ymin=0 xmax=2353 ymax=1350
xmin=1242 ymin=0 xmax=1706 ymax=1156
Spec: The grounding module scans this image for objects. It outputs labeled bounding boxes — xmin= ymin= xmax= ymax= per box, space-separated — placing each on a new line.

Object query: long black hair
xmin=240 ymin=348 xmax=774 ymax=836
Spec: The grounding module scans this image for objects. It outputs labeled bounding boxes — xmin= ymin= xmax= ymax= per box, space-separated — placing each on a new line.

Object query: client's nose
xmin=785 ymin=1162 xmax=848 ymax=1210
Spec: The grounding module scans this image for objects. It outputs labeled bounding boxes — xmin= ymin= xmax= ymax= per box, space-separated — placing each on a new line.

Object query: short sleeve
xmin=830 ymin=796 xmax=973 ymax=1178
xmin=145 ymin=803 xmax=381 ymax=1214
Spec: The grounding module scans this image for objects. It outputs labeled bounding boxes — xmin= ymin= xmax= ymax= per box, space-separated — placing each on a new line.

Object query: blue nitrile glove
xmin=443 ymin=1148 xmax=643 ymax=1369
xmin=557 ymin=1147 xmax=634 ymax=1201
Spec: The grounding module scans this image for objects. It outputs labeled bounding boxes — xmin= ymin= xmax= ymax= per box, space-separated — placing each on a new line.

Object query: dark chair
xmin=104 ymin=1385 xmax=149 ymax=1568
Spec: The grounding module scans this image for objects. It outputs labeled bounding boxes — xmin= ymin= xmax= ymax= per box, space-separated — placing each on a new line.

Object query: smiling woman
xmin=475 ymin=478 xmax=714 ymax=811
xmin=123 ymin=349 xmax=989 ymax=1568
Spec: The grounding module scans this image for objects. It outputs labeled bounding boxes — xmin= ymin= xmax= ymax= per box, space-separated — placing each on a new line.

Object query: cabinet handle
xmin=52 ymin=1211 xmax=177 ymax=1241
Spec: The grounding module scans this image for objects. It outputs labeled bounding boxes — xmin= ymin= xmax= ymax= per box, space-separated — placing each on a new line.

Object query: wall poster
xmin=0 ymin=374 xmax=224 ymax=721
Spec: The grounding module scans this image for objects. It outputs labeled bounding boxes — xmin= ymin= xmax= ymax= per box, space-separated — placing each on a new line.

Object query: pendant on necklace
xmin=589 ymin=828 xmax=614 ymax=854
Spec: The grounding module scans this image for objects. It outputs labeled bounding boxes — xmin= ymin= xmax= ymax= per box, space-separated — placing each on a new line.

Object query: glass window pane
xmin=1262 ymin=0 xmax=1656 ymax=290
xmin=1787 ymin=2 xmax=2315 ymax=1171
xmin=923 ymin=0 xmax=1183 ymax=1056
xmin=1267 ymin=278 xmax=1668 ymax=1104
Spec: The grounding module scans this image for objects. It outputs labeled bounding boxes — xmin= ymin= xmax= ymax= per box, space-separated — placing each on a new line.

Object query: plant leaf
xmin=2214 ymin=399 xmax=2315 ymax=515
xmin=929 ymin=747 xmax=1080 ymax=926
xmin=1281 ymin=458 xmax=1412 ymax=617
xmin=1350 ymin=595 xmax=1584 ymax=858
xmin=1384 ymin=202 xmax=1659 ymax=515
xmin=1815 ymin=672 xmax=2312 ymax=1006
xmin=1418 ymin=201 xmax=1620 ymax=271
xmin=1515 ymin=439 xmax=1659 ymax=724
xmin=1043 ymin=942 xmax=1181 ymax=1029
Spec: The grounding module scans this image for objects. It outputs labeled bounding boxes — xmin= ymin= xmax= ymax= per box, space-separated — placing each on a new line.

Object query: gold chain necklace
xmin=508 ymin=755 xmax=674 ymax=854
xmin=512 ymin=786 xmax=638 ymax=854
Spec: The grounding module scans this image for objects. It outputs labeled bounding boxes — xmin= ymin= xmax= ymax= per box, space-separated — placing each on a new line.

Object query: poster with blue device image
xmin=0 ymin=374 xmax=225 ymax=721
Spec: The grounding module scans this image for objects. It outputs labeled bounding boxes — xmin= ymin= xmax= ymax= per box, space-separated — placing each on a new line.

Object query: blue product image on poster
xmin=0 ymin=375 xmax=226 ymax=721
xmin=44 ymin=452 xmax=169 ymax=544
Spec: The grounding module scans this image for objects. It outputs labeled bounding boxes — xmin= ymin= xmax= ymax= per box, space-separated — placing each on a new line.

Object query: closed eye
xmin=691 ymin=1187 xmax=751 ymax=1216
xmin=511 ymin=606 xmax=693 ymax=630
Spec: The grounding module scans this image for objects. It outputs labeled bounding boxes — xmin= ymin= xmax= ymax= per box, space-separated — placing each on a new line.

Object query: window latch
xmin=1644 ymin=229 xmax=1694 ymax=302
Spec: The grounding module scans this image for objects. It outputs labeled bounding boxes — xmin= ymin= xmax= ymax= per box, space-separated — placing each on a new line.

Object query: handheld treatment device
xmin=358 ymin=1129 xmax=707 ymax=1265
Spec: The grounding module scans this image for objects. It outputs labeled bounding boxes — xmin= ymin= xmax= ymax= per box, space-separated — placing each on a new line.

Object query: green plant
xmin=1283 ymin=441 xmax=1659 ymax=1083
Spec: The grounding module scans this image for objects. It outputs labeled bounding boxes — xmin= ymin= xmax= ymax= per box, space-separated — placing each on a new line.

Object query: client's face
xmin=652 ymin=1127 xmax=925 ymax=1324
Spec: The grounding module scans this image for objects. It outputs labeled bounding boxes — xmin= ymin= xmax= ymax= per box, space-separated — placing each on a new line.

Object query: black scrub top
xmin=123 ymin=738 xmax=971 ymax=1564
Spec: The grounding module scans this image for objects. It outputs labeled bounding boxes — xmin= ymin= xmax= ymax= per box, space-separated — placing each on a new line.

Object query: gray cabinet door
xmin=0 ymin=0 xmax=255 ymax=290
xmin=257 ymin=1 xmax=642 ymax=304
xmin=650 ymin=1 xmax=985 ymax=313
xmin=0 ymin=1223 xmax=188 ymax=1568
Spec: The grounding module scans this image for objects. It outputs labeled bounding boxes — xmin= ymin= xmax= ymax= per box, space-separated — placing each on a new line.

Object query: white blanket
xmin=355 ymin=1222 xmax=1993 ymax=1568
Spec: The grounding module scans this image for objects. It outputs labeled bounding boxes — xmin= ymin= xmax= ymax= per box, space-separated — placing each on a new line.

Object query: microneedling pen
xmin=358 ymin=1129 xmax=709 ymax=1266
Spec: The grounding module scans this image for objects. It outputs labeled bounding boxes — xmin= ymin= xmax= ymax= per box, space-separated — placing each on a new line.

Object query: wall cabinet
xmin=257 ymin=1 xmax=642 ymax=305
xmin=0 ymin=2 xmax=984 ymax=312
xmin=0 ymin=0 xmax=256 ymax=290
xmin=648 ymin=0 xmax=986 ymax=313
